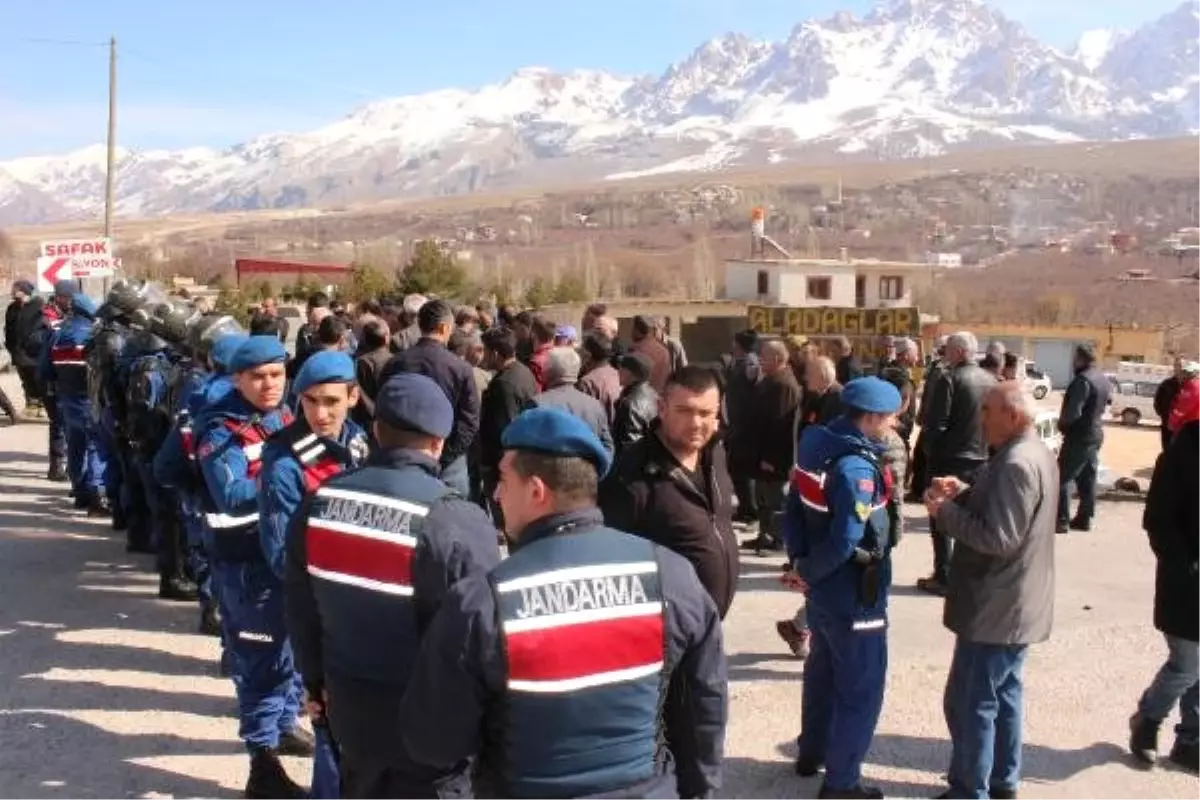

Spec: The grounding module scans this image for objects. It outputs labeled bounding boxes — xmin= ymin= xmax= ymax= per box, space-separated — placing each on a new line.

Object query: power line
xmin=7 ymin=36 xmax=109 ymax=47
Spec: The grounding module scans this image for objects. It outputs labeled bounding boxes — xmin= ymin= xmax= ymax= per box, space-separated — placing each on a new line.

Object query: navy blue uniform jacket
xmin=396 ymin=507 xmax=728 ymax=798
xmin=284 ymin=448 xmax=500 ymax=770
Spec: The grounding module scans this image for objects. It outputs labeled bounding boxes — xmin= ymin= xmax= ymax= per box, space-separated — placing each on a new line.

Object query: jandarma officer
xmin=285 ymin=372 xmax=500 ymax=799
xmin=396 ymin=406 xmax=729 ymax=799
xmin=783 ymin=376 xmax=902 ymax=800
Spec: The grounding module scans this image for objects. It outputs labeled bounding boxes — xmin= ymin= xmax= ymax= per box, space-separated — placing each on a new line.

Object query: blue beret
xmin=210 ymin=334 xmax=249 ymax=372
xmin=293 ymin=351 xmax=355 ymax=395
xmin=71 ymin=293 xmax=98 ymax=318
xmin=376 ymin=372 xmax=454 ymax=440
xmin=229 ymin=335 xmax=287 ymax=373
xmin=53 ymin=279 xmax=76 ymax=297
xmin=501 ymin=407 xmax=612 ymax=479
xmin=841 ymin=376 xmax=902 ymax=414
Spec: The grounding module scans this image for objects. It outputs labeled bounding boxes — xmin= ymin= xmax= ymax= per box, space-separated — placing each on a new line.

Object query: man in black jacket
xmin=918 ymin=331 xmax=994 ymax=596
xmin=600 ymin=366 xmax=737 ymax=798
xmin=6 ymin=280 xmax=38 ymax=412
xmin=380 ymin=300 xmax=480 ymax=495
xmin=724 ymin=329 xmax=761 ymax=524
xmin=612 ymin=352 xmax=659 ymax=456
xmin=747 ymin=339 xmax=801 ymax=552
xmin=1129 ymin=419 xmax=1199 ymax=774
xmin=479 ymin=326 xmax=538 ymax=523
xmin=1056 ymin=343 xmax=1112 ymax=533
xmin=1154 ymin=357 xmax=1186 ymax=452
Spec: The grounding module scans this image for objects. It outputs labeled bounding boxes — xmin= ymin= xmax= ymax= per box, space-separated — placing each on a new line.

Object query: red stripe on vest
xmin=301 ymin=458 xmax=345 ymax=494
xmin=506 ymin=613 xmax=664 ymax=683
xmin=305 ymin=523 xmax=414 ymax=588
xmin=790 ymin=468 xmax=828 ymax=511
xmin=180 ymin=425 xmax=195 ymax=459
xmin=51 ymin=345 xmax=86 ymax=362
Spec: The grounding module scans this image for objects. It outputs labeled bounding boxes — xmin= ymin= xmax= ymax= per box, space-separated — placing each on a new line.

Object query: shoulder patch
xmin=854 ymin=501 xmax=871 ymax=522
xmin=857 ymin=478 xmax=875 ymax=493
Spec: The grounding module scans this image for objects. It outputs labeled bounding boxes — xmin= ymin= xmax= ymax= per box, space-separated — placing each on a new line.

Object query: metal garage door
xmin=1031 ymin=339 xmax=1090 ymax=389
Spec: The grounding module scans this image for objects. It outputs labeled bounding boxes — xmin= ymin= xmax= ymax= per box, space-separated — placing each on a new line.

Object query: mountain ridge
xmin=1 ymin=0 xmax=1196 ymax=225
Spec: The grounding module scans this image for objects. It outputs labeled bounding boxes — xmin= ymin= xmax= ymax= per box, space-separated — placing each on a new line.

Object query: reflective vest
xmin=488 ymin=527 xmax=667 ymax=799
xmin=204 ymin=411 xmax=293 ymax=558
xmin=302 ymin=468 xmax=451 ymax=685
xmin=287 ymin=427 xmax=366 ymax=494
xmin=791 ymin=453 xmax=892 ymax=517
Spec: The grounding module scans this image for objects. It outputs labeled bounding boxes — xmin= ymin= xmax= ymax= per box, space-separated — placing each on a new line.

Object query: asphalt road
xmin=0 ymin=375 xmax=1195 ymax=798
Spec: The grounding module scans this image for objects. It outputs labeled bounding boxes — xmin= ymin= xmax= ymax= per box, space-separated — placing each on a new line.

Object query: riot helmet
xmin=187 ymin=313 xmax=245 ymax=362
xmin=105 ymin=278 xmax=147 ymax=316
xmin=148 ymin=299 xmax=197 ymax=346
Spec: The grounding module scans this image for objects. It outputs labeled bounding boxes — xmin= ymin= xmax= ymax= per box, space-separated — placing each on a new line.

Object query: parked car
xmin=1024 ymin=362 xmax=1052 ymax=400
xmin=1106 ymin=378 xmax=1160 ymax=426
xmin=1035 ymin=409 xmax=1117 ymax=490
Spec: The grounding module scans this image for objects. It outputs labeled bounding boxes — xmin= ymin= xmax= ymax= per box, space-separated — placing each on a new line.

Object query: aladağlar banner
xmin=749 ymin=306 xmax=920 ymax=338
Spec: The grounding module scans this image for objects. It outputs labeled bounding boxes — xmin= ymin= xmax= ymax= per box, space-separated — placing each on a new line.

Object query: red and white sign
xmin=40 ymin=238 xmax=118 ymax=280
xmin=36 ymin=256 xmax=73 ymax=294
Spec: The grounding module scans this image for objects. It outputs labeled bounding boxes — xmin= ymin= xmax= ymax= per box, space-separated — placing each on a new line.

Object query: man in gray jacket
xmin=918 ymin=331 xmax=995 ymax=596
xmin=526 ymin=346 xmax=614 ymax=456
xmin=925 ymin=382 xmax=1058 ymax=800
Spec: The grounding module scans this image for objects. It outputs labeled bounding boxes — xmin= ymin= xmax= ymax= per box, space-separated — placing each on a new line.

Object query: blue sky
xmin=0 ymin=0 xmax=1185 ymax=159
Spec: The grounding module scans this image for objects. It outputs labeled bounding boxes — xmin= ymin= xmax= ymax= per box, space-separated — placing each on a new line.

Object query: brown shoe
xmin=916 ymin=576 xmax=947 ymax=597
xmin=776 ymin=620 xmax=811 ymax=658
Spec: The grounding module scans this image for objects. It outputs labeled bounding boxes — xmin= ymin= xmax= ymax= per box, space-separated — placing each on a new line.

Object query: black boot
xmin=198 ymin=605 xmax=222 ymax=637
xmin=87 ymin=496 xmax=112 ymax=518
xmin=277 ymin=725 xmax=315 ymax=757
xmin=47 ymin=460 xmax=68 ymax=482
xmin=794 ymin=754 xmax=824 ymax=777
xmin=244 ymin=749 xmax=306 ymax=800
xmin=73 ymin=495 xmax=89 ymax=509
xmin=158 ymin=575 xmax=199 ymax=602
xmin=1168 ymin=740 xmax=1199 ymax=774
xmin=1129 ymin=712 xmax=1160 ymax=767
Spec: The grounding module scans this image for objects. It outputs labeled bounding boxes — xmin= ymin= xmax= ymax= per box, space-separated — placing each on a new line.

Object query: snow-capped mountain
xmin=1 ymin=0 xmax=1197 ymax=225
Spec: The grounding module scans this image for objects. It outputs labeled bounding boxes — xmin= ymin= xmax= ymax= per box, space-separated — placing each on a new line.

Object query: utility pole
xmin=102 ymin=36 xmax=117 ymax=295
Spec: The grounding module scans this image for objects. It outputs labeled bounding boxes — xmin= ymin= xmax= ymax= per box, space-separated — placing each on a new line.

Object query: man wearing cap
xmin=33 ymin=281 xmax=73 ymax=481
xmin=195 ymin=335 xmax=311 ymax=799
xmin=1056 ymin=343 xmax=1111 ymax=533
xmin=612 ymin=351 xmax=660 ymax=456
xmin=395 ymin=407 xmax=727 ymax=798
xmin=259 ymin=351 xmax=368 ymax=798
xmin=782 ymin=377 xmax=902 ymax=800
xmin=881 ymin=338 xmax=918 ymax=447
xmin=285 ymin=372 xmax=500 ymax=798
xmin=6 ymin=279 xmax=38 ymax=414
xmin=39 ymin=288 xmax=110 ymax=516
xmin=154 ymin=325 xmax=247 ymax=639
xmin=554 ymin=324 xmax=579 ymax=347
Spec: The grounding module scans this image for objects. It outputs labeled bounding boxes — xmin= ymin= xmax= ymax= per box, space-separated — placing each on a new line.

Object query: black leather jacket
xmin=613 ymin=381 xmax=659 ymax=455
xmin=922 ymin=360 xmax=995 ymax=473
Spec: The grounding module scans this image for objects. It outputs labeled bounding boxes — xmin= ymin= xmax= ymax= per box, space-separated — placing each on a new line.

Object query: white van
xmin=1106 ymin=377 xmax=1161 ymax=426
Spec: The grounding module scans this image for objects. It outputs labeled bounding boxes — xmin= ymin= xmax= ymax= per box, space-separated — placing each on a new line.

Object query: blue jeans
xmin=1138 ymin=634 xmax=1199 ymax=746
xmin=943 ymin=639 xmax=1028 ymax=799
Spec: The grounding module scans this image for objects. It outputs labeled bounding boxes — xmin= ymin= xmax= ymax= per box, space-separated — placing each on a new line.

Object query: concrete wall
xmin=935 ymin=322 xmax=1168 ymax=367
